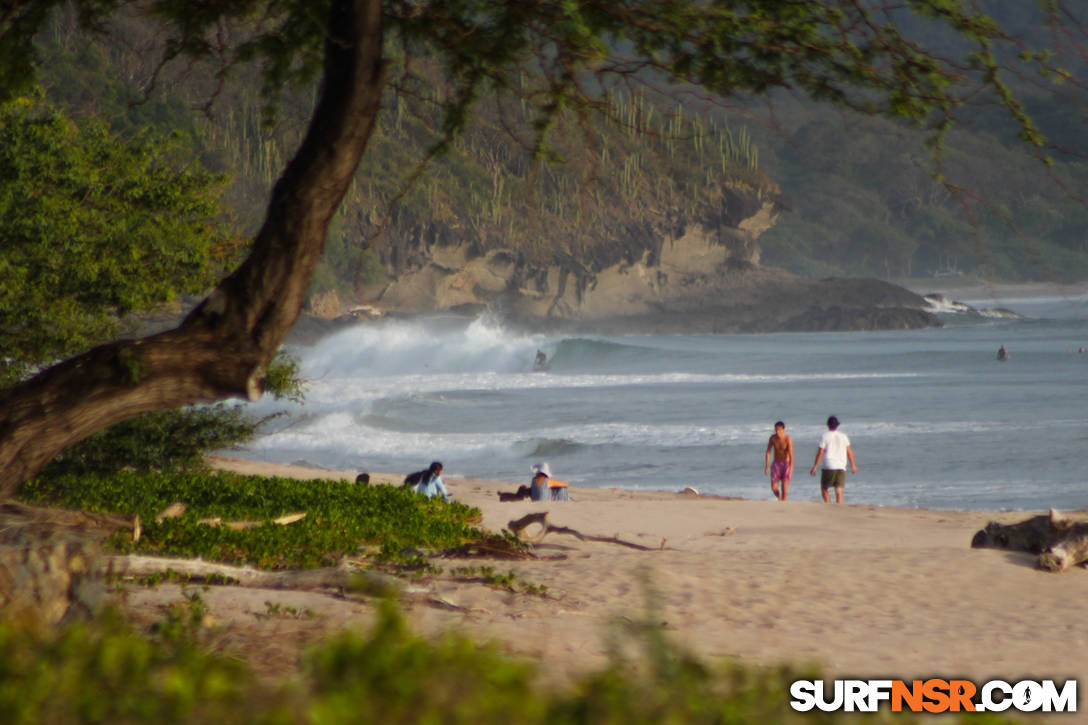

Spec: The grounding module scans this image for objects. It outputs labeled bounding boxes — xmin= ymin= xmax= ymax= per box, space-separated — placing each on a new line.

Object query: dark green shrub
xmin=0 ymin=609 xmax=252 ymax=724
xmin=302 ymin=601 xmax=542 ymax=725
xmin=41 ymin=405 xmax=265 ymax=476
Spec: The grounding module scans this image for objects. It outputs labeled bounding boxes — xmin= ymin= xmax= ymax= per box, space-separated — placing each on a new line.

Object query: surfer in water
xmin=533 ymin=349 xmax=549 ymax=372
xmin=997 ymin=344 xmax=1009 ymax=361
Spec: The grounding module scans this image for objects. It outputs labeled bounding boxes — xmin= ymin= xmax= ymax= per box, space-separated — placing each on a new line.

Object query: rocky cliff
xmin=338 ymin=185 xmax=938 ymax=334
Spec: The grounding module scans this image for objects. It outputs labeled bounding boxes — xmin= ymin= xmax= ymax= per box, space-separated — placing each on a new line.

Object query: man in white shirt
xmin=809 ymin=415 xmax=858 ymax=503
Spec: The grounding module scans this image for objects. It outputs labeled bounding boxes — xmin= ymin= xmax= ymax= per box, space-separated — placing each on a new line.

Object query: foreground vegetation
xmin=17 ymin=470 xmax=494 ymax=569
xmin=1 ymin=597 xmax=1017 ymax=725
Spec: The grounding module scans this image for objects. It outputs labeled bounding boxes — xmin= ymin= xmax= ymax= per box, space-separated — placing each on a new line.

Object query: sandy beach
xmin=123 ymin=457 xmax=1088 ymax=715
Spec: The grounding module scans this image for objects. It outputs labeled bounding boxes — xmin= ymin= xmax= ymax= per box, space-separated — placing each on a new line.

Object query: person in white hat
xmin=530 ymin=462 xmax=570 ymax=501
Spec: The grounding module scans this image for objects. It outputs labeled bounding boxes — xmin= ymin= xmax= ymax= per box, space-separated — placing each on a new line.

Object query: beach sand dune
xmin=124 ymin=458 xmax=1088 ymax=712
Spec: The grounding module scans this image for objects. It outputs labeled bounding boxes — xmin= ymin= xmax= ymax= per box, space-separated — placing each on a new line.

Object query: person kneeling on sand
xmin=414 ymin=461 xmax=450 ymax=502
xmin=530 ymin=462 xmax=570 ymax=501
xmin=809 ymin=416 xmax=857 ymax=503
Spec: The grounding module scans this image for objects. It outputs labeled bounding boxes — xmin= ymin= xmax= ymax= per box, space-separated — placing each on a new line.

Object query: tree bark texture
xmin=0 ymin=0 xmax=385 ymax=498
xmin=971 ymin=509 xmax=1088 ymax=572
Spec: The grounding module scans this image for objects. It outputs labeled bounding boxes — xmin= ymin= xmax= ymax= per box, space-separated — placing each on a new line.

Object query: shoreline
xmin=133 ymin=455 xmax=1088 ymax=711
xmin=208 ymin=455 xmax=1073 ymax=515
xmin=896 ymin=276 xmax=1088 ymax=302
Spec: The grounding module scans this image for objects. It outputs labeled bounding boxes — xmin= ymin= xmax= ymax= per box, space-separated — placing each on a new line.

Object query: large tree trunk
xmin=0 ymin=0 xmax=385 ymax=499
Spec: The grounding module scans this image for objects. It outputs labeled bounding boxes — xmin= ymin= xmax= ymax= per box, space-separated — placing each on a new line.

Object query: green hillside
xmin=29 ymin=7 xmax=1088 ymax=297
xmin=750 ymin=96 xmax=1088 ymax=282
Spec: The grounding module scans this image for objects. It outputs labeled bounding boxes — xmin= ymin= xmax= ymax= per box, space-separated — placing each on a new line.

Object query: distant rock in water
xmin=777 ymin=304 xmax=938 ymax=332
xmin=518 ymin=273 xmax=941 ymax=334
xmin=923 ymin=294 xmax=1023 ymax=320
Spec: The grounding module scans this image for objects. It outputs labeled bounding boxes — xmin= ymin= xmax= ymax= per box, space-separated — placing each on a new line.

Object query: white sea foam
xmin=235 ymin=310 xmax=1088 ymax=510
xmin=252 ymin=413 xmax=1071 ymax=466
xmin=249 ymin=418 xmax=777 ymax=468
xmin=277 ymin=317 xmax=931 ymax=412
xmin=298 ymin=316 xmax=543 ymax=377
xmin=924 ymin=294 xmax=1024 ymax=319
xmin=924 ymin=295 xmax=974 ymax=314
xmin=297 ymin=370 xmax=926 ymax=402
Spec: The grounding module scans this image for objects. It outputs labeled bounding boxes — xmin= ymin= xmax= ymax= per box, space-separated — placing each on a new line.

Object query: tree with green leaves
xmin=0 ymin=0 xmax=1077 ymax=497
xmin=0 ymin=96 xmax=234 ymax=385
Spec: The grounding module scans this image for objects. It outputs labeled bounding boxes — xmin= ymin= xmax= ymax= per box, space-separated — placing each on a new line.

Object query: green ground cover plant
xmin=0 ymin=599 xmax=1015 ymax=725
xmin=449 ymin=565 xmax=548 ymax=596
xmin=0 ymin=608 xmax=249 ymax=725
xmin=17 ymin=471 xmax=490 ymax=569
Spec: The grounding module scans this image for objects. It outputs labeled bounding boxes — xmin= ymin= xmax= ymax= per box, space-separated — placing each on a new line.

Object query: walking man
xmin=764 ymin=421 xmax=794 ymax=501
xmin=809 ymin=416 xmax=857 ymax=503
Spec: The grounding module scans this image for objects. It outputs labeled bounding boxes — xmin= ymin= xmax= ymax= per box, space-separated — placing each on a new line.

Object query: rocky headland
xmin=306 ymin=185 xmax=939 ymax=338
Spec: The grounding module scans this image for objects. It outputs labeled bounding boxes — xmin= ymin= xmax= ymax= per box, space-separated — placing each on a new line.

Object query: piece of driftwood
xmin=507 ymin=512 xmax=662 ymax=551
xmin=440 ymin=541 xmax=536 ymax=559
xmin=107 ymin=555 xmax=399 ymax=592
xmin=156 ymin=502 xmax=187 ymax=522
xmin=197 ymin=512 xmax=307 ymax=530
xmin=498 ymin=485 xmax=532 ymax=502
xmin=971 ymin=509 xmax=1088 ymax=572
xmin=146 ymin=501 xmax=308 ymax=531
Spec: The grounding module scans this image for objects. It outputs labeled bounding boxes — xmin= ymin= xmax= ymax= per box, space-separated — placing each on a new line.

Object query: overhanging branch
xmin=0 ymin=0 xmax=386 ymax=498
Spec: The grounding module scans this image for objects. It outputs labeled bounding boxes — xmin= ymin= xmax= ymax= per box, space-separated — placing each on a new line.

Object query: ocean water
xmin=236 ymin=289 xmax=1088 ymax=511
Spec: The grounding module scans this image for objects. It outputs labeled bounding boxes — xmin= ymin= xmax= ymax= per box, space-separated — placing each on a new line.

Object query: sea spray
xmin=235 ymin=305 xmax=1088 ymax=510
xmin=296 ymin=315 xmax=545 ymax=377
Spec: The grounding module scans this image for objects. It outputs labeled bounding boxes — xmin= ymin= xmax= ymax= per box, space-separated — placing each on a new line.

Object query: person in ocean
xmin=809 ymin=416 xmax=857 ymax=504
xmin=530 ymin=462 xmax=570 ymax=501
xmin=414 ymin=461 xmax=450 ymax=502
xmin=533 ymin=349 xmax=549 ymax=372
xmin=997 ymin=344 xmax=1010 ymax=361
xmin=764 ymin=420 xmax=794 ymax=501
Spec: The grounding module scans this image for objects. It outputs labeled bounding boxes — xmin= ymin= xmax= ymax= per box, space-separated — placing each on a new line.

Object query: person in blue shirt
xmin=415 ymin=461 xmax=450 ymax=502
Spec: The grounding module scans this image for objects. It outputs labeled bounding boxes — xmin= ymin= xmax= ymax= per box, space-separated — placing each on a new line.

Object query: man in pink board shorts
xmin=764 ymin=421 xmax=794 ymax=501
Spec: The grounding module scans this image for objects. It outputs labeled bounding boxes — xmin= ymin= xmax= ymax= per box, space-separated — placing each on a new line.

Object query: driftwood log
xmin=507 ymin=512 xmax=665 ymax=551
xmin=498 ymin=486 xmax=532 ymax=502
xmin=108 ymin=555 xmax=401 ymax=593
xmin=141 ymin=502 xmax=308 ymax=537
xmin=971 ymin=509 xmax=1088 ymax=572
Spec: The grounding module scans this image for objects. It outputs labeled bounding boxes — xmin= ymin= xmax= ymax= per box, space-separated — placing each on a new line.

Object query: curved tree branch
xmin=0 ymin=0 xmax=385 ymax=498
